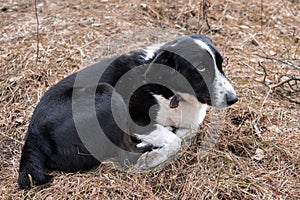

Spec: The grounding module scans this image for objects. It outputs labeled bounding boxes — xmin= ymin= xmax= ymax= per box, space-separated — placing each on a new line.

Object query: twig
xmin=255 ymin=54 xmax=300 ymax=70
xmin=260 ymin=0 xmax=263 ymax=33
xmin=258 ymin=61 xmax=269 ymax=87
xmin=34 ymin=0 xmax=40 ymax=63
xmin=283 ymin=96 xmax=300 ymax=104
xmin=260 ymin=88 xmax=272 ymax=112
xmin=271 ymin=77 xmax=300 ymax=90
xmin=257 ymin=61 xmax=300 ymax=104
xmin=276 ymin=91 xmax=300 ymax=105
xmin=202 ymin=0 xmax=211 ymax=30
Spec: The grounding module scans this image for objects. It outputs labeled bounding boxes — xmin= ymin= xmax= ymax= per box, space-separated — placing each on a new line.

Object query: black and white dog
xmin=18 ymin=35 xmax=237 ymax=188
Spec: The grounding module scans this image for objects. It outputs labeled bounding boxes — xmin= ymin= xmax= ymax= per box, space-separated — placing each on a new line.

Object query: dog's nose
xmin=226 ymin=93 xmax=238 ymax=106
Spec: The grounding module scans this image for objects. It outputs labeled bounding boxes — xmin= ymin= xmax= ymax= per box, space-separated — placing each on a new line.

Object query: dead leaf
xmin=253 ymin=148 xmax=265 ymax=161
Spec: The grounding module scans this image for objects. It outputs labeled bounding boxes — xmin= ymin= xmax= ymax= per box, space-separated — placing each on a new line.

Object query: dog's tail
xmin=18 ymin=131 xmax=53 ymax=189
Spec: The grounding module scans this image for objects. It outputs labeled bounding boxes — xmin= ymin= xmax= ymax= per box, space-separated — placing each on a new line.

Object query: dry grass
xmin=1 ymin=0 xmax=299 ymax=199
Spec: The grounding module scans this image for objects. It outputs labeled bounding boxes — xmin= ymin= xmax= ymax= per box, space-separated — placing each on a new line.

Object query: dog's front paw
xmin=175 ymin=128 xmax=197 ymax=140
xmin=136 ymin=150 xmax=166 ymax=170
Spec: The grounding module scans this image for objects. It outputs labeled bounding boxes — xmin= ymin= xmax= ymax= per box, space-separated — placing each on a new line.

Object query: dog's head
xmin=143 ymin=34 xmax=238 ymax=108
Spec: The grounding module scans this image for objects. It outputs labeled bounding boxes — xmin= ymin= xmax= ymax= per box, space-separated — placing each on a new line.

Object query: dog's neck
xmin=153 ymin=93 xmax=206 ymax=130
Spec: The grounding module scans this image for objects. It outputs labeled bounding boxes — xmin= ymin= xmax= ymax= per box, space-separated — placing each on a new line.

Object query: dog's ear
xmin=144 ymin=36 xmax=211 ymax=77
xmin=169 ymin=94 xmax=184 ymax=108
xmin=143 ymin=36 xmax=191 ymax=79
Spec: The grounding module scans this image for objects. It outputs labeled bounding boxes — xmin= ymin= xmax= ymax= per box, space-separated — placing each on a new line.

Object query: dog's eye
xmin=197 ymin=65 xmax=206 ymax=72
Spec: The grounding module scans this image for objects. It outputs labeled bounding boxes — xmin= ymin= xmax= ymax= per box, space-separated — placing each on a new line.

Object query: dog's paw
xmin=18 ymin=171 xmax=53 ymax=189
xmin=136 ymin=150 xmax=166 ymax=170
xmin=175 ymin=128 xmax=197 ymax=140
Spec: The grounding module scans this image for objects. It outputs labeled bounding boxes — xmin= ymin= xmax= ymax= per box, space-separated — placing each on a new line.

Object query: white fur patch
xmin=141 ymin=43 xmax=165 ymax=61
xmin=135 ymin=124 xmax=179 ymax=147
xmin=135 ymin=124 xmax=181 ymax=169
xmin=213 ymin=74 xmax=237 ymax=107
xmin=154 ymin=93 xmax=207 ymax=131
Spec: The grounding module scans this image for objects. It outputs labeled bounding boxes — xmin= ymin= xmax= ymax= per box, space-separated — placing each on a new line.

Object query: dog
xmin=18 ymin=34 xmax=238 ymax=188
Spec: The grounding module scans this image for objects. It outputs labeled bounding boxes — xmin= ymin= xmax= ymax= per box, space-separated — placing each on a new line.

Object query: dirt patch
xmin=0 ymin=0 xmax=299 ymax=199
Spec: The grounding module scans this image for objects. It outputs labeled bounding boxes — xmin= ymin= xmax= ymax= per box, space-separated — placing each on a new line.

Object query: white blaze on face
xmin=194 ymin=39 xmax=237 ymax=108
xmin=214 ymin=72 xmax=237 ymax=107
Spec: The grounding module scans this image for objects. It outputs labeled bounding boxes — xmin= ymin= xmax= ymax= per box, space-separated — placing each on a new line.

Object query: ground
xmin=0 ymin=0 xmax=299 ymax=199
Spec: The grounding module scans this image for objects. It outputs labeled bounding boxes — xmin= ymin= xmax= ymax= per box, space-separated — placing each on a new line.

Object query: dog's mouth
xmin=213 ymin=92 xmax=238 ymax=108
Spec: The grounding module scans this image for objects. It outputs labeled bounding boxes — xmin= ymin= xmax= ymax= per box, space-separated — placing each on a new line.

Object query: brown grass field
xmin=0 ymin=0 xmax=299 ymax=199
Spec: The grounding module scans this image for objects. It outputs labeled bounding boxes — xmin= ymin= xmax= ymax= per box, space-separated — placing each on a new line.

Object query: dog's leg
xmin=134 ymin=124 xmax=181 ymax=170
xmin=18 ymin=138 xmax=53 ymax=189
